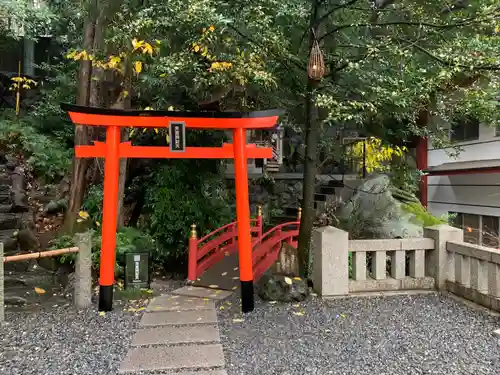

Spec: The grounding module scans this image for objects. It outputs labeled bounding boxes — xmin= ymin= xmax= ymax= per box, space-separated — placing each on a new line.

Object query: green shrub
xmin=82 ymin=184 xmax=104 ymax=228
xmin=49 ymin=227 xmax=156 ymax=279
xmin=145 ymin=162 xmax=232 ymax=270
xmin=0 ymin=112 xmax=71 ymax=180
xmin=402 ymin=202 xmax=446 ymax=227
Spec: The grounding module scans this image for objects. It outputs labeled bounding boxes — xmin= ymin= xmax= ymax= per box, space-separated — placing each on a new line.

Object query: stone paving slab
xmin=140 ymin=309 xmax=218 ymax=326
xmin=172 ymin=286 xmax=233 ymax=300
xmin=146 ymin=294 xmax=214 ymax=312
xmin=118 ymin=344 xmax=225 ymax=373
xmin=131 ymin=325 xmax=220 ymax=346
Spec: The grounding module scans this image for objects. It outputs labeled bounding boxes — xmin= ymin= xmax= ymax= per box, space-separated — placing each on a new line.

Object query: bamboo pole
xmin=4 ymin=247 xmax=80 ymax=263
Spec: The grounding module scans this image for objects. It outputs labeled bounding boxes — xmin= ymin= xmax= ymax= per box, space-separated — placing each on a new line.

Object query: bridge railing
xmin=187 ymin=208 xmax=263 ymax=281
xmin=252 ymin=220 xmax=300 ymax=281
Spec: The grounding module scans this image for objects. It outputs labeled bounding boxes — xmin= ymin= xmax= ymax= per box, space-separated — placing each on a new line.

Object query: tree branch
xmin=397 ymin=37 xmax=500 ymax=71
xmin=320 ymin=18 xmax=483 ymax=41
xmin=226 ymin=23 xmax=307 ymax=72
xmin=298 ymin=0 xmax=360 ymax=52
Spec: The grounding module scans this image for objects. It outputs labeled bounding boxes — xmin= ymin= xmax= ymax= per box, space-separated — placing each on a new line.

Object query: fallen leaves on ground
xmin=34 ymin=287 xmax=46 ymax=294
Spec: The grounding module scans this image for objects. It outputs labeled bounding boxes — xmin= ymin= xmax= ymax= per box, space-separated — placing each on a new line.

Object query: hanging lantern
xmin=308 ymin=37 xmax=325 ymax=81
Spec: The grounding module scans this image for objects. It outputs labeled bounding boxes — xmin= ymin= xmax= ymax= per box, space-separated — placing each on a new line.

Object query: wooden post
xmin=188 ymin=224 xmax=198 ymax=281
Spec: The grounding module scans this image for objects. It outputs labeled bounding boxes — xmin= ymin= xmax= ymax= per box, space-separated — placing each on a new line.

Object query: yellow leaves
xmin=132 ymin=38 xmax=154 ymax=56
xmin=209 ymin=61 xmax=233 ymax=72
xmin=167 ymin=106 xmax=174 ymax=110
xmin=292 ymin=311 xmax=305 ymax=316
xmin=495 ymin=25 xmax=500 ymax=34
xmin=209 ymin=25 xmax=215 ymax=32
xmin=99 ymin=311 xmax=106 ymax=317
xmin=34 ymin=287 xmax=46 ymax=294
xmin=194 ymin=45 xmax=200 ymax=53
xmin=108 ymin=55 xmax=121 ymax=68
xmin=349 ymin=137 xmax=406 ymax=175
xmin=134 ymin=61 xmax=143 ymax=73
xmin=78 ymin=211 xmax=90 ymax=220
xmin=284 ymin=277 xmax=293 ymax=285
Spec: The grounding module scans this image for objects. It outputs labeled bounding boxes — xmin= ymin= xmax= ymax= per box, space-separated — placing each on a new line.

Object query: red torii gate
xmin=62 ymin=103 xmax=283 ymax=313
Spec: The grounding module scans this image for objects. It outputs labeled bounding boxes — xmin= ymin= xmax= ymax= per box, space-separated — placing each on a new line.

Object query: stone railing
xmin=311 ymin=227 xmax=435 ymax=296
xmin=445 ymin=240 xmax=500 ymax=311
xmin=311 ymin=224 xmax=500 ymax=313
xmin=348 ymin=238 xmax=435 ymax=293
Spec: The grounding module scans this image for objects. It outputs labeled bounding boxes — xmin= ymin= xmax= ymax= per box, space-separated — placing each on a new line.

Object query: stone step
xmin=118 ymin=344 xmax=225 ymax=373
xmin=131 ymin=325 xmax=220 ymax=346
xmin=0 ymin=213 xmax=21 ymax=230
xmin=0 ymin=193 xmax=12 ymax=204
xmin=171 ymin=286 xmax=232 ymax=300
xmin=140 ymin=309 xmax=218 ymax=327
xmin=0 ymin=204 xmax=13 ymax=213
xmin=146 ymin=294 xmax=215 ymax=312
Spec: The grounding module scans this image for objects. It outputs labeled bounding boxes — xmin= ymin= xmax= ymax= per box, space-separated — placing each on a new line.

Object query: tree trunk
xmin=297 ymin=78 xmax=320 ymax=278
xmin=112 ymin=59 xmax=132 ymax=228
xmin=297 ymin=0 xmax=321 ymax=279
xmin=64 ymin=14 xmax=96 ymax=233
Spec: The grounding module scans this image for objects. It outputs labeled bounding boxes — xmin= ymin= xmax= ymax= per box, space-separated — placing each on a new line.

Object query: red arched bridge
xmin=188 ymin=208 xmax=301 ymax=290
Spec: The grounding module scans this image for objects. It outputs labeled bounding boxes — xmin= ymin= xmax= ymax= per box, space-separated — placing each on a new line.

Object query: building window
xmin=449 ymin=212 xmax=499 ymax=248
xmin=450 ymin=116 xmax=479 ymax=142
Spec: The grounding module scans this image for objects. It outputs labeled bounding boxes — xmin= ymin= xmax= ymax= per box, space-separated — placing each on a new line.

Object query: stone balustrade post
xmin=74 ymin=231 xmax=92 ymax=308
xmin=311 ymin=226 xmax=349 ymax=297
xmin=424 ymin=224 xmax=463 ymax=290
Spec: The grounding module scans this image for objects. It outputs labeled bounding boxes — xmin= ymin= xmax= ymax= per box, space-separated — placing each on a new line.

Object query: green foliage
xmin=82 ymin=184 xmax=104 ymax=228
xmin=390 ymin=160 xmax=422 ymax=195
xmin=92 ymin=227 xmax=156 ymax=278
xmin=49 ymin=227 xmax=156 ymax=279
xmin=145 ymin=162 xmax=232 ymax=268
xmin=0 ymin=112 xmax=71 ymax=180
xmin=402 ymin=202 xmax=446 ymax=227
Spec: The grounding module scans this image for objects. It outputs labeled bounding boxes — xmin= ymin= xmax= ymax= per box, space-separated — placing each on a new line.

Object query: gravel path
xmin=218 ymin=292 xmax=500 ymax=375
xmin=0 ymin=304 xmax=139 ymax=375
xmin=0 ymin=278 xmax=185 ymax=375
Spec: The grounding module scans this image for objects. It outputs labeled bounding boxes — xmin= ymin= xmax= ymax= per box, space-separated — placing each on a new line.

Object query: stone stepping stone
xmin=140 ymin=309 xmax=218 ymax=326
xmin=131 ymin=325 xmax=220 ymax=346
xmin=172 ymin=286 xmax=233 ymax=300
xmin=146 ymin=294 xmax=214 ymax=312
xmin=118 ymin=344 xmax=225 ymax=373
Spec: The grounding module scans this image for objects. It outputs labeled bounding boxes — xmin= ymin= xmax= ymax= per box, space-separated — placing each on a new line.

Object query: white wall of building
xmin=427 ymin=123 xmax=500 ymax=219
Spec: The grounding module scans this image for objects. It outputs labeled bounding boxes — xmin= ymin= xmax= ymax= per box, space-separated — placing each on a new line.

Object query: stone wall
xmin=0 ymin=154 xmax=38 ymax=259
xmin=226 ymin=177 xmax=303 ymax=220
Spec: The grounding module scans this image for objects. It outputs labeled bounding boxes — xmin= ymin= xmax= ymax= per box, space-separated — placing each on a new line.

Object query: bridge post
xmin=233 ymin=127 xmax=254 ymax=313
xmin=188 ymin=224 xmax=198 ymax=282
xmin=257 ymin=205 xmax=263 ymax=238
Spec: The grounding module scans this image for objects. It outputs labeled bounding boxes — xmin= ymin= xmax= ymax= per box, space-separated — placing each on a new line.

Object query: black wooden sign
xmin=169 ymin=121 xmax=186 ymax=152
